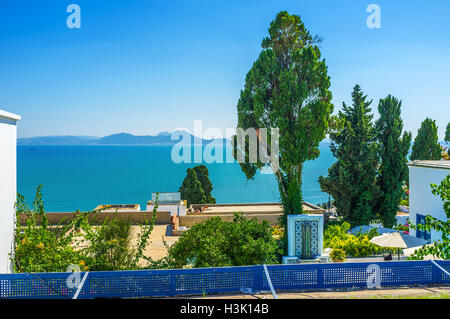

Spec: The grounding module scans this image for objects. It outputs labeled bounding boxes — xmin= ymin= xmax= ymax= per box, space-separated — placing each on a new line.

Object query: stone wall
xmin=179 ymin=213 xmax=282 ymax=227
xmin=19 ymin=210 xmax=172 ymax=225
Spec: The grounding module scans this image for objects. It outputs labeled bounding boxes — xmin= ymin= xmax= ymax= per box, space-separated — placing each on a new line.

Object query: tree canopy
xmin=410 ymin=118 xmax=441 ymax=160
xmin=179 ymin=165 xmax=216 ymax=206
xmin=179 ymin=168 xmax=206 ymax=207
xmin=192 ymin=165 xmax=216 ymax=204
xmin=319 ymin=85 xmax=379 ymax=227
xmin=375 ymin=95 xmax=412 ymax=228
xmin=232 ymin=11 xmax=333 ymax=234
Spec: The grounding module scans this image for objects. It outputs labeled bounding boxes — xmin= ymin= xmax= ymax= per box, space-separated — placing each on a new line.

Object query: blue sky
xmin=0 ymin=0 xmax=449 ymax=138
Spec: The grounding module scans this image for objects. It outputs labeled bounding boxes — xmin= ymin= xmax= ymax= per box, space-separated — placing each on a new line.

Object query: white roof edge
xmin=0 ymin=109 xmax=21 ymax=121
xmin=407 ymin=160 xmax=450 ymax=170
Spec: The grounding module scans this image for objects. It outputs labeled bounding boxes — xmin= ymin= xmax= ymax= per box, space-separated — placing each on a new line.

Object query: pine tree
xmin=319 ymin=85 xmax=379 ymax=226
xmin=193 ymin=165 xmax=216 ymax=204
xmin=375 ymin=95 xmax=412 ymax=228
xmin=410 ymin=118 xmax=441 ymax=160
xmin=179 ymin=168 xmax=206 ymax=207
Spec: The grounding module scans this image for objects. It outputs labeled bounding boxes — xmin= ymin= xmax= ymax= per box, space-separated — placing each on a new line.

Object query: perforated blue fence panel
xmin=260 ymin=261 xmax=442 ymax=291
xmin=432 ymin=261 xmax=450 ymax=285
xmin=0 ymin=261 xmax=448 ymax=299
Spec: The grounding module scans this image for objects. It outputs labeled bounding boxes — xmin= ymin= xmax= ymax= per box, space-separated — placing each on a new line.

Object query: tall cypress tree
xmin=410 ymin=118 xmax=441 ymax=160
xmin=375 ymin=95 xmax=412 ymax=228
xmin=232 ymin=11 xmax=333 ymax=234
xmin=319 ymin=85 xmax=379 ymax=226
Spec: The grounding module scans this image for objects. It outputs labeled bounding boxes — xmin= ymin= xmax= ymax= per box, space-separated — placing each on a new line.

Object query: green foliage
xmin=319 ymin=85 xmax=379 ymax=227
xmin=394 ymin=219 xmax=410 ymax=234
xmin=193 ymin=165 xmax=216 ymax=204
xmin=179 ymin=168 xmax=206 ymax=206
xmin=330 ymin=248 xmax=345 ymax=262
xmin=410 ymin=174 xmax=450 ymax=260
xmin=159 ymin=214 xmax=281 ymax=268
xmin=375 ymin=95 xmax=412 ymax=228
xmin=179 ymin=166 xmax=215 ymax=206
xmin=399 ymin=187 xmax=410 ymax=206
xmin=410 ymin=118 xmax=441 ymax=160
xmin=231 ymin=11 xmax=333 ymax=245
xmin=12 ymin=187 xmax=158 ymax=272
xmin=81 ymin=215 xmax=133 ymax=271
xmin=445 ymin=123 xmax=450 ymax=143
xmin=324 ymin=222 xmax=384 ymax=257
xmin=13 ymin=186 xmax=85 ymax=272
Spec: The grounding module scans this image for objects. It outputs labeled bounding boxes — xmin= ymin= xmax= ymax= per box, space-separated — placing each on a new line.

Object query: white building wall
xmin=0 ymin=110 xmax=20 ymax=273
xmin=409 ymin=165 xmax=448 ymax=242
xmin=147 ymin=202 xmax=187 ymax=216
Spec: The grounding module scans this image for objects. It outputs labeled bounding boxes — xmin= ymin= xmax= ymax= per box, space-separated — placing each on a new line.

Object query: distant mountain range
xmin=17 ymin=131 xmax=228 ymax=145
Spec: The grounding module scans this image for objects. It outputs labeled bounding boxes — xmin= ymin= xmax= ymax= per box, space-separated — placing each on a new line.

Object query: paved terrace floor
xmin=184 ymin=287 xmax=450 ymax=299
xmin=130 ymin=224 xmax=179 ymax=262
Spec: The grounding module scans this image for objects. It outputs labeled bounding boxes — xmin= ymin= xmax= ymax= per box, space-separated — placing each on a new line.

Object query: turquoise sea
xmin=17 ymin=143 xmax=335 ymax=212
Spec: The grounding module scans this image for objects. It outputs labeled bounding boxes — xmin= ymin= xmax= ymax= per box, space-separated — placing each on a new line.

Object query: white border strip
xmin=73 ymin=272 xmax=89 ymax=299
xmin=262 ymin=264 xmax=278 ymax=299
xmin=431 ymin=260 xmax=450 ymax=277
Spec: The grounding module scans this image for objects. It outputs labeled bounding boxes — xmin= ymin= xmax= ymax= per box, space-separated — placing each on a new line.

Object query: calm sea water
xmin=17 ymin=143 xmax=335 ymax=212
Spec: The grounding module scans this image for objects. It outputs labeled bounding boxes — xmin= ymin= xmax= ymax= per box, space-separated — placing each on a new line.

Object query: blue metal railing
xmin=0 ymin=260 xmax=448 ymax=299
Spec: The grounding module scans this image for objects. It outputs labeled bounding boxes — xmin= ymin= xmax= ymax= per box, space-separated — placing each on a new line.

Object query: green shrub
xmin=13 ymin=187 xmax=157 ymax=272
xmin=324 ymin=222 xmax=384 ymax=257
xmin=81 ymin=214 xmax=134 ymax=271
xmin=13 ymin=186 xmax=86 ymax=272
xmin=330 ymin=248 xmax=346 ymax=262
xmin=157 ymin=213 xmax=281 ymax=268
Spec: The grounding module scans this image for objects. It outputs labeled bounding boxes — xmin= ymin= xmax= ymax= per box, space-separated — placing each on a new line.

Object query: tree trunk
xmin=276 ymin=164 xmax=304 ymax=255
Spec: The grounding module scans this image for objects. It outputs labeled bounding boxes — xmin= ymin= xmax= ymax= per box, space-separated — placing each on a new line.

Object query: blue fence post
xmin=170 ymin=269 xmax=177 ymax=297
xmin=431 ymin=261 xmax=441 ymax=285
xmin=317 ymin=264 xmax=324 ymax=288
xmin=253 ymin=265 xmax=261 ymax=293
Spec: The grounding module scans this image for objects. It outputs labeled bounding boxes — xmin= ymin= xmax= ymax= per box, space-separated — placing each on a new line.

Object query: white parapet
xmin=0 ymin=109 xmax=21 ymax=273
xmin=147 ymin=200 xmax=187 ymax=216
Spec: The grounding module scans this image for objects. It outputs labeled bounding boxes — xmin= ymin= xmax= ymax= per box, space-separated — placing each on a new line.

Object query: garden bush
xmin=157 ymin=213 xmax=281 ymax=268
xmin=330 ymin=248 xmax=346 ymax=262
xmin=324 ymin=222 xmax=384 ymax=257
xmin=13 ymin=186 xmax=86 ymax=272
xmin=13 ymin=186 xmax=157 ymax=272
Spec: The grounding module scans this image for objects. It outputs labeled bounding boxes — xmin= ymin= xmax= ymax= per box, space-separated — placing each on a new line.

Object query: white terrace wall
xmin=409 ymin=164 xmax=449 ymax=242
xmin=0 ymin=110 xmax=20 ymax=273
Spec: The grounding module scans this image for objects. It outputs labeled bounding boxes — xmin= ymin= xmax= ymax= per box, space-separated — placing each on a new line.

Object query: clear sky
xmin=0 ymin=0 xmax=449 ymax=138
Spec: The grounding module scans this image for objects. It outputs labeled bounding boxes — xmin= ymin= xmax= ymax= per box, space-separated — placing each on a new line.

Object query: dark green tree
xmin=375 ymin=95 xmax=412 ymax=228
xmin=319 ymin=85 xmax=379 ymax=227
xmin=445 ymin=122 xmax=450 ymax=143
xmin=179 ymin=168 xmax=206 ymax=207
xmin=193 ymin=165 xmax=216 ymax=204
xmin=410 ymin=118 xmax=441 ymax=160
xmin=232 ymin=11 xmax=333 ymax=233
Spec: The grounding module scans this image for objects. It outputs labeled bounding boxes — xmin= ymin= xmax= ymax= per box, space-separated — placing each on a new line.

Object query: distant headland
xmin=17 ymin=131 xmax=228 ymax=146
